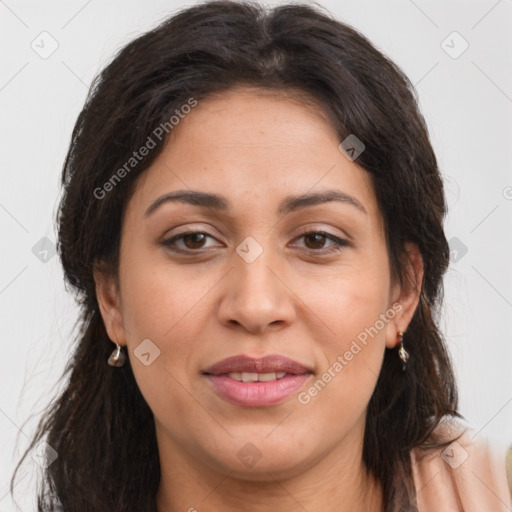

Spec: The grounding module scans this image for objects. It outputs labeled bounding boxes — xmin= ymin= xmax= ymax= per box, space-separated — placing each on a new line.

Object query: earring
xmin=397 ymin=331 xmax=409 ymax=371
xmin=108 ymin=343 xmax=126 ymax=367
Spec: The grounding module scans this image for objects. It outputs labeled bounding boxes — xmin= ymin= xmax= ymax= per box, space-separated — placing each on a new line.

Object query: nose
xmin=217 ymin=245 xmax=296 ymax=334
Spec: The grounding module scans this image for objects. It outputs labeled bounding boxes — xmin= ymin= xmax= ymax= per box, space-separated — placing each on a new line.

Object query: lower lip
xmin=204 ymin=374 xmax=312 ymax=407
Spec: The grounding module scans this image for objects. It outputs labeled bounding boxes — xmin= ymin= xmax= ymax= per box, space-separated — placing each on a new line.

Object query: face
xmin=96 ymin=87 xmax=420 ymax=481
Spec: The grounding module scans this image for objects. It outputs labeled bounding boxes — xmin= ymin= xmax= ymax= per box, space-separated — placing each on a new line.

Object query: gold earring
xmin=108 ymin=343 xmax=126 ymax=367
xmin=397 ymin=331 xmax=409 ymax=371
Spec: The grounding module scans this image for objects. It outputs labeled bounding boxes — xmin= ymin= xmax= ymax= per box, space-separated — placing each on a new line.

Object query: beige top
xmin=411 ymin=424 xmax=512 ymax=511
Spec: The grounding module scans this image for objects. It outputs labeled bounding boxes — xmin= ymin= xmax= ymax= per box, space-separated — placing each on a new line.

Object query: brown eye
xmin=303 ymin=232 xmax=328 ymax=249
xmin=161 ymin=231 xmax=220 ymax=253
xmin=182 ymin=232 xmax=207 ymax=249
xmin=293 ymin=230 xmax=349 ymax=254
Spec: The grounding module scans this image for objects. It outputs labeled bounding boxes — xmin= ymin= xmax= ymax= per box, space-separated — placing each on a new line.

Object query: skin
xmin=95 ymin=87 xmax=423 ymax=512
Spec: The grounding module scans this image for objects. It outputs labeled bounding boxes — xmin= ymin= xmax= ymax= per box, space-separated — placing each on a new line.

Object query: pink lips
xmin=203 ymin=355 xmax=313 ymax=407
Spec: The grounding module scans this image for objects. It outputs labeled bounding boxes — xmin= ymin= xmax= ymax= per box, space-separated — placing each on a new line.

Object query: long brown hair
xmin=11 ymin=2 xmax=459 ymax=510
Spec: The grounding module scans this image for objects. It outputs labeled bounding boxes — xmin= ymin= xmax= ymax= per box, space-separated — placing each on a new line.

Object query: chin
xmin=204 ymin=438 xmax=320 ymax=482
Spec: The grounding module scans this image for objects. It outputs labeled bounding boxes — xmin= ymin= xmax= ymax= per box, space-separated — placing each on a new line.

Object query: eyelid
xmin=161 ymin=223 xmax=225 ymax=241
xmin=292 ymin=223 xmax=351 ymax=244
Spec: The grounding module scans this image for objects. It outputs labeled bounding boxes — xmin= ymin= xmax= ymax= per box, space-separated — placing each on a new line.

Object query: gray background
xmin=1 ymin=0 xmax=511 ymax=509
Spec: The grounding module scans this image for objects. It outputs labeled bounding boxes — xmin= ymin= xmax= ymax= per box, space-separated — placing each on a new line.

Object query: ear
xmin=93 ymin=265 xmax=127 ymax=347
xmin=385 ymin=242 xmax=424 ymax=349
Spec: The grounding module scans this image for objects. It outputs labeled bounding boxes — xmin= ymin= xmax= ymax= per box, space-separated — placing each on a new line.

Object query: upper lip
xmin=203 ymin=355 xmax=313 ymax=376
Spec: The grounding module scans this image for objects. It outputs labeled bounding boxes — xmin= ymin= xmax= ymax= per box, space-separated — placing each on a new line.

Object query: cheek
xmin=119 ymin=247 xmax=212 ymax=341
xmin=304 ymin=256 xmax=391 ymax=409
xmin=297 ymin=286 xmax=388 ymax=438
xmin=117 ymin=256 xmax=211 ymax=427
xmin=315 ymin=258 xmax=392 ymax=347
xmin=319 ymin=286 xmax=389 ymax=382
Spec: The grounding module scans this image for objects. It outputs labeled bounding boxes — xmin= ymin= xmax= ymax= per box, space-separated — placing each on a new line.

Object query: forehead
xmin=166 ymin=87 xmax=340 ymax=170
xmin=126 ymin=87 xmax=379 ymax=223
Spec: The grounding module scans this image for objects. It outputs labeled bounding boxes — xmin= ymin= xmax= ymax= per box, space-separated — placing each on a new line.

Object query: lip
xmin=203 ymin=354 xmax=313 ymax=376
xmin=203 ymin=355 xmax=313 ymax=407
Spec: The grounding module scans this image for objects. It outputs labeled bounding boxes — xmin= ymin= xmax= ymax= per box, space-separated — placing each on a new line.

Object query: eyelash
xmin=161 ymin=229 xmax=349 ymax=256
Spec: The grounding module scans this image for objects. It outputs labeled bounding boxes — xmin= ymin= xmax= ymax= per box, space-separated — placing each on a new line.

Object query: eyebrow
xmin=144 ymin=189 xmax=367 ymax=218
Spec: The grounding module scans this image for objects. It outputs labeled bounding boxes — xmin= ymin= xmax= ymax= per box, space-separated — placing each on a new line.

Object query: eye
xmin=161 ymin=231 xmax=221 ymax=252
xmin=292 ymin=230 xmax=349 ymax=254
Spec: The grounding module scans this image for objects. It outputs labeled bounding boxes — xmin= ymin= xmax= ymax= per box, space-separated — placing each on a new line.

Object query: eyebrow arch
xmin=279 ymin=190 xmax=367 ymax=215
xmin=144 ymin=189 xmax=367 ymax=218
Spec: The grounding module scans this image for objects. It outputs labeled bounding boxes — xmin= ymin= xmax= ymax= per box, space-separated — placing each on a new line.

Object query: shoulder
xmin=410 ymin=418 xmax=512 ymax=512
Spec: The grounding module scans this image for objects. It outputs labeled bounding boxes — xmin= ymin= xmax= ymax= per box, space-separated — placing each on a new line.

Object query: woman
xmin=10 ymin=1 xmax=511 ymax=511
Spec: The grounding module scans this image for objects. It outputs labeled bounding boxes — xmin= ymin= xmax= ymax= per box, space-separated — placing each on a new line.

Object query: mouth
xmin=202 ymin=355 xmax=313 ymax=407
